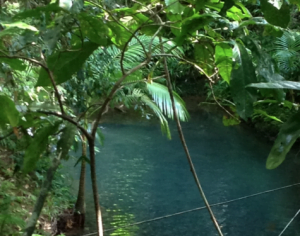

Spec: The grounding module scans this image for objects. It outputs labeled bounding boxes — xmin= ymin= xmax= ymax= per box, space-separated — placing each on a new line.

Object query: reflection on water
xmin=65 ymin=110 xmax=300 ymax=236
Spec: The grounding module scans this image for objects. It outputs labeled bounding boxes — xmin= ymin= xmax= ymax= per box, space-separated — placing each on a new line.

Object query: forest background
xmin=1 ymin=0 xmax=300 ymax=235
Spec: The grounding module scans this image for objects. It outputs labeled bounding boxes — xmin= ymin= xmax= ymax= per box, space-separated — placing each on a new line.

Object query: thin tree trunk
xmin=74 ymin=135 xmax=87 ymax=228
xmin=159 ymin=37 xmax=224 ymax=236
xmin=87 ymin=138 xmax=103 ymax=236
xmin=23 ymin=155 xmax=61 ymax=236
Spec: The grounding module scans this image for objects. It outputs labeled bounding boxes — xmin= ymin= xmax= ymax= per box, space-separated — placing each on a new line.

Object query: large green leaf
xmin=0 ymin=58 xmax=26 ymax=71
xmin=57 ymin=123 xmax=77 ymax=160
xmin=78 ymin=13 xmax=109 ymax=46
xmin=23 ymin=122 xmax=60 ymax=173
xmin=260 ymin=0 xmax=290 ymax=28
xmin=230 ymin=42 xmax=257 ymax=120
xmin=215 ymin=43 xmax=232 ymax=84
xmin=266 ymin=110 xmax=300 ymax=169
xmin=0 ymin=95 xmax=20 ymax=129
xmin=36 ymin=42 xmax=98 ymax=86
xmin=247 ymin=81 xmax=300 ymax=90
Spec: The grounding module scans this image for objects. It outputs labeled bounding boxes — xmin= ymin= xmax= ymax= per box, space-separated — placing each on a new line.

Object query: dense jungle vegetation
xmin=1 ymin=0 xmax=300 ymax=235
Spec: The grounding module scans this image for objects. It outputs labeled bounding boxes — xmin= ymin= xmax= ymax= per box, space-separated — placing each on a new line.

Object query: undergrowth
xmin=0 ymin=138 xmax=75 ymax=236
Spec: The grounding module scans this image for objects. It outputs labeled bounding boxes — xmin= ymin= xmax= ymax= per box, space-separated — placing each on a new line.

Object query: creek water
xmin=66 ymin=108 xmax=300 ymax=236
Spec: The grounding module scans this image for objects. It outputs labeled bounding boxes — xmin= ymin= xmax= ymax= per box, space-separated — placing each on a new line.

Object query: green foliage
xmin=230 ymin=42 xmax=257 ymax=120
xmin=273 ymin=31 xmax=300 ymax=76
xmin=22 ymin=122 xmax=60 ymax=173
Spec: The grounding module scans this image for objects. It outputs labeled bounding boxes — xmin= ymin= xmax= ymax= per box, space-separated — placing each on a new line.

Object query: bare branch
xmin=0 ymin=52 xmax=65 ymax=114
xmin=208 ymin=82 xmax=239 ymax=120
xmin=37 ymin=110 xmax=92 ymax=141
xmin=91 ymin=59 xmax=149 ymax=138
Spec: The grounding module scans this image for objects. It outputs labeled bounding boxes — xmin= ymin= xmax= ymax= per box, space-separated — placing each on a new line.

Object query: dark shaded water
xmin=66 ymin=109 xmax=300 ymax=236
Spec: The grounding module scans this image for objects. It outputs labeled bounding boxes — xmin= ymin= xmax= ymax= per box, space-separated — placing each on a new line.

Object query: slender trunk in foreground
xmin=159 ymin=37 xmax=224 ymax=236
xmin=23 ymin=155 xmax=61 ymax=236
xmin=88 ymin=139 xmax=103 ymax=236
xmin=74 ymin=135 xmax=87 ymax=227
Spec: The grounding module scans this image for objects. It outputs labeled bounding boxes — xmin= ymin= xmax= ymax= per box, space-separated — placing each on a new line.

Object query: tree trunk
xmin=23 ymin=156 xmax=61 ymax=236
xmin=88 ymin=138 xmax=103 ymax=236
xmin=74 ymin=135 xmax=87 ymax=228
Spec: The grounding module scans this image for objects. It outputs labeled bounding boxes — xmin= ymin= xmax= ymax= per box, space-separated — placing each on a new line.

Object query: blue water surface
xmin=66 ymin=109 xmax=300 ymax=236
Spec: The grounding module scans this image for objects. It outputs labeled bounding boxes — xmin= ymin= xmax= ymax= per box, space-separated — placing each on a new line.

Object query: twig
xmin=86 ymin=1 xmax=148 ymax=75
xmin=37 ymin=110 xmax=92 ymax=140
xmin=153 ymin=53 xmax=215 ymax=83
xmin=208 ymin=81 xmax=239 ymax=121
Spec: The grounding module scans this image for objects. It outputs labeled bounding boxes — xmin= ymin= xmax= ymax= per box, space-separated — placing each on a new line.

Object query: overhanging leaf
xmin=266 ymin=110 xmax=300 ymax=169
xmin=261 ymin=0 xmax=290 ymax=28
xmin=36 ymin=42 xmax=99 ymax=86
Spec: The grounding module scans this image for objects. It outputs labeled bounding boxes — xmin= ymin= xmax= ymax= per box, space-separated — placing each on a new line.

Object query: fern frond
xmin=273 ymin=31 xmax=300 ymax=75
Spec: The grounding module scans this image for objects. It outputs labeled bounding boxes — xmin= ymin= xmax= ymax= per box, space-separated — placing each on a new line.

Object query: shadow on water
xmin=64 ymin=107 xmax=300 ymax=236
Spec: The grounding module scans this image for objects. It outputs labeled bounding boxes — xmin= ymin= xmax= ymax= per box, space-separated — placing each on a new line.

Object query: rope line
xmin=278 ymin=208 xmax=300 ymax=236
xmin=82 ymin=182 xmax=300 ymax=236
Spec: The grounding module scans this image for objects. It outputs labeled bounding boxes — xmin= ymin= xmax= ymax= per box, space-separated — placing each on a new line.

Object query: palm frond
xmin=140 ymin=94 xmax=171 ymax=139
xmin=146 ymin=82 xmax=189 ymax=121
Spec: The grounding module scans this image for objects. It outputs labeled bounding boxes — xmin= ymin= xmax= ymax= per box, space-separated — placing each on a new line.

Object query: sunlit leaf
xmin=165 ymin=0 xmax=186 ymax=14
xmin=146 ymin=82 xmax=189 ymax=122
xmin=215 ymin=43 xmax=232 ymax=84
xmin=247 ymin=81 xmax=300 ymax=90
